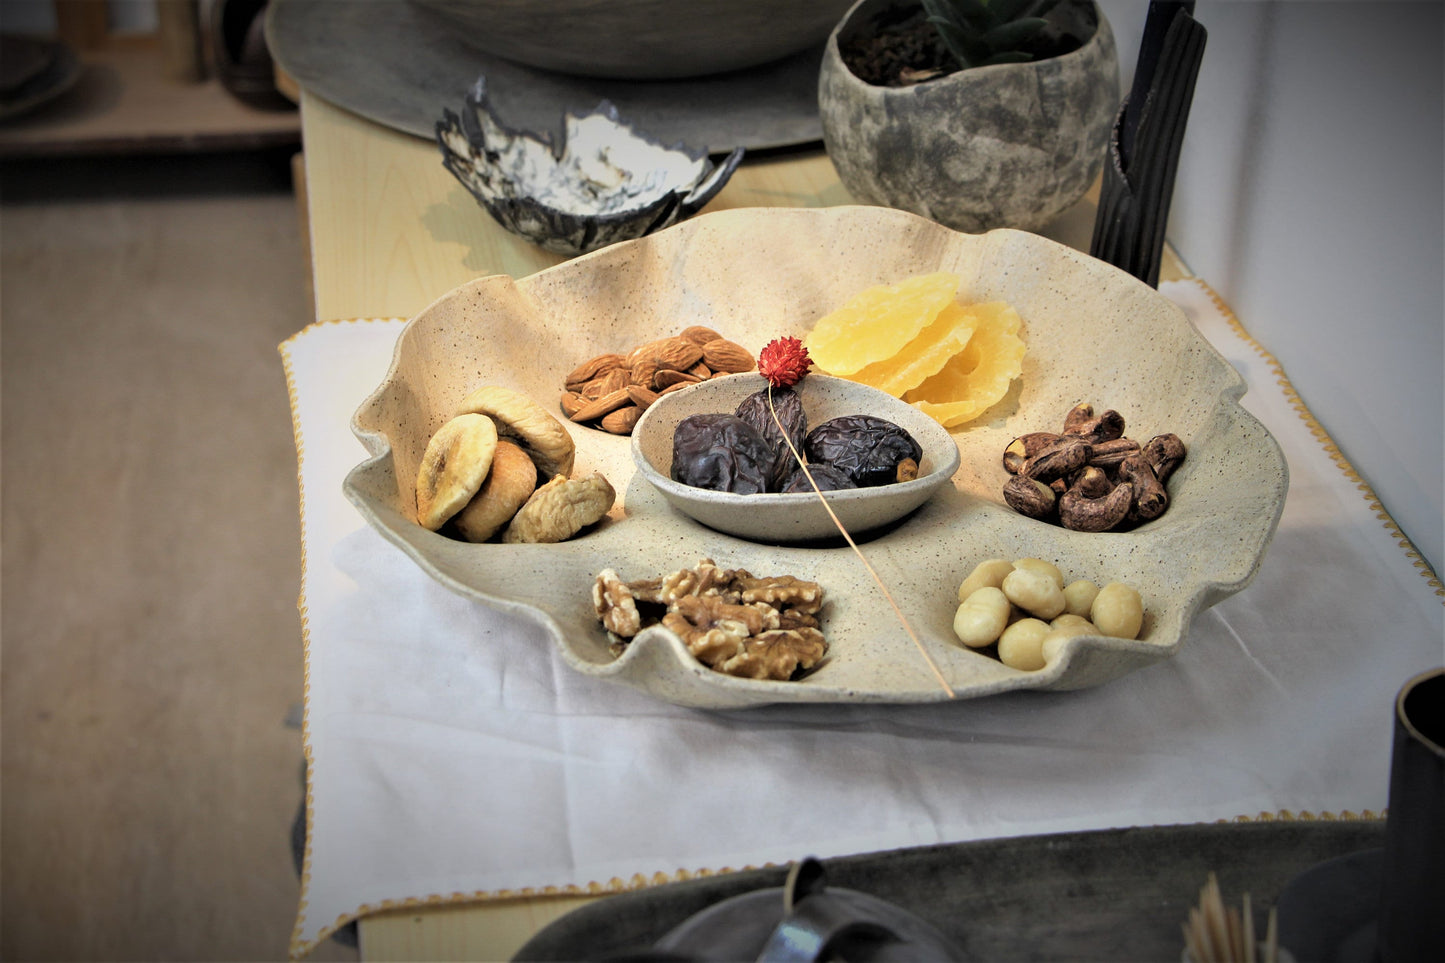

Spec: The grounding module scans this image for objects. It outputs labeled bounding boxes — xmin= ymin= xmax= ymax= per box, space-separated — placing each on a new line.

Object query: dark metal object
xmin=513 ymin=821 xmax=1387 ymax=962
xmin=1377 ymin=668 xmax=1445 ymax=961
xmin=593 ymin=856 xmax=961 ymax=962
xmin=1279 ymin=668 xmax=1445 ymax=962
xmin=264 ymin=0 xmax=826 ymax=151
xmin=1089 ymin=1 xmax=1206 ymax=287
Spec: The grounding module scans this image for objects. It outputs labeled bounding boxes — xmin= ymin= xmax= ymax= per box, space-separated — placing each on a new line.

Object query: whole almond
xmin=701 ymin=338 xmax=755 ymax=373
xmin=626 ymin=338 xmax=672 ymax=367
xmin=658 ymin=381 xmax=694 ymax=396
xmin=688 ymin=361 xmax=712 ymax=379
xmin=600 ymin=405 xmax=641 ymax=435
xmin=656 ymin=337 xmax=704 ymax=371
xmin=559 ymin=390 xmax=587 ymax=417
xmin=580 ymin=379 xmax=608 ymax=400
xmin=565 ymin=353 xmax=625 ymax=389
xmin=653 ymin=368 xmax=702 ymax=390
xmin=595 ymin=366 xmax=629 ymax=395
xmin=629 ymin=357 xmax=661 ymax=388
xmin=570 ymin=387 xmax=631 ymax=422
xmin=679 ymin=325 xmax=723 ymax=345
xmin=626 ymin=385 xmax=659 ymax=409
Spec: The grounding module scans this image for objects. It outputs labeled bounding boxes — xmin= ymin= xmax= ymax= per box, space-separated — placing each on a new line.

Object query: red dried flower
xmin=758 ymin=337 xmax=813 ymax=388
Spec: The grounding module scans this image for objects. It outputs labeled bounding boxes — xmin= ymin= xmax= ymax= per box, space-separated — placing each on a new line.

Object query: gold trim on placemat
xmin=280 ymin=318 xmax=402 ymax=958
xmin=1188 ymin=278 xmax=1443 ymax=598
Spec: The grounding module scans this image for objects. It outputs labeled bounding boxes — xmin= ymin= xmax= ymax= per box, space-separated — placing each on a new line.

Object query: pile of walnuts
xmin=592 ymin=558 xmax=827 ymax=681
xmin=561 ymin=327 xmax=757 ymax=435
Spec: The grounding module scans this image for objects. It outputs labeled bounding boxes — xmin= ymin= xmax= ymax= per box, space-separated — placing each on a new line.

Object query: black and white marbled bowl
xmin=437 ymin=79 xmax=744 ymax=256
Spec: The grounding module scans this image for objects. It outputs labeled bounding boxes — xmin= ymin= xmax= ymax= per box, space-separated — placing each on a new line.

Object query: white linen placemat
xmin=280 ymin=281 xmax=1442 ymax=957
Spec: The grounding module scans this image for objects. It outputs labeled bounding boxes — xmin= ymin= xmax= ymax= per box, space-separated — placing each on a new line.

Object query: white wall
xmin=1099 ymin=0 xmax=1444 ymax=576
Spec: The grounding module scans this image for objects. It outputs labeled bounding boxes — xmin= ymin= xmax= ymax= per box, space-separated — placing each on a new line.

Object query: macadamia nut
xmin=957 ymin=559 xmax=1015 ymax=602
xmin=1050 ymin=613 xmax=1097 ymax=633
xmin=998 ymin=619 xmax=1049 ymax=671
xmin=953 ymin=586 xmax=1010 ymax=648
xmin=1062 ymin=579 xmax=1100 ymax=618
xmin=1001 ymin=567 xmax=1066 ymax=620
xmin=1092 ymin=582 xmax=1144 ymax=639
xmin=1012 ymin=557 xmax=1064 ymax=588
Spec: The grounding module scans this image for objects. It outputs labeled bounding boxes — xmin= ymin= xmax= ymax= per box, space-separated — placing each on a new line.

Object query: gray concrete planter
xmin=819 ymin=0 xmax=1120 ymax=234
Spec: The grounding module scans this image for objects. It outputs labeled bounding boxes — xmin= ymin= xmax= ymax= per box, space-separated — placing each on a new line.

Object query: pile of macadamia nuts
xmin=952 ymin=558 xmax=1145 ymax=670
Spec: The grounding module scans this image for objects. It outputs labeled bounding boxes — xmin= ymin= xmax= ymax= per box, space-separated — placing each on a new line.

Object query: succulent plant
xmin=920 ymin=0 xmax=1063 ymax=69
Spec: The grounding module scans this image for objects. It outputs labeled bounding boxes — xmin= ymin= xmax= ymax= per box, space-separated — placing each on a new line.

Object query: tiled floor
xmin=1 ymin=150 xmax=355 ymax=962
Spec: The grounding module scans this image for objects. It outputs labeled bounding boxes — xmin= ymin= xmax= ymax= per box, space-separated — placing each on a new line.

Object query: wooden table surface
xmin=294 ymin=87 xmax=1188 ymax=961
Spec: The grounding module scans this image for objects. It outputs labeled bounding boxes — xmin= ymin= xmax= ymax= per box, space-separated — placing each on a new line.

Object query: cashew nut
xmin=1002 ymin=432 xmax=1063 ymax=474
xmin=1142 ymin=433 xmax=1187 ymax=483
xmin=1118 ymin=452 xmax=1169 ymax=522
xmin=1022 ymin=436 xmax=1091 ymax=482
xmin=1058 ymin=482 xmax=1134 ymax=533
xmin=1003 ymin=474 xmax=1057 ymax=520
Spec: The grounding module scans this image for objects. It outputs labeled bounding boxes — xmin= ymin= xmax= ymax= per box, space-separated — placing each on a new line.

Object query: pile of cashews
xmin=952 ymin=557 xmax=1145 ymax=671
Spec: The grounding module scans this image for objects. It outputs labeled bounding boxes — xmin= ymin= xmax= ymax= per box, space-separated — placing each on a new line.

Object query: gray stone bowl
xmin=818 ymin=0 xmax=1120 ymax=234
xmin=411 ymin=0 xmax=855 ymax=80
xmin=344 ymin=206 xmax=1288 ymax=709
xmin=631 ymin=373 xmax=961 ymax=543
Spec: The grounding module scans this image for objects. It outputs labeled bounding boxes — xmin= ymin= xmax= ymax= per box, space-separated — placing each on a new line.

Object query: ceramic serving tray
xmin=344 ymin=206 xmax=1288 ymax=709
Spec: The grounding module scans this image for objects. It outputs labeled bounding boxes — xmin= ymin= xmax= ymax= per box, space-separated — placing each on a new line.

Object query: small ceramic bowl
xmin=437 ymin=79 xmax=744 ymax=255
xmin=631 ymin=374 xmax=960 ymax=543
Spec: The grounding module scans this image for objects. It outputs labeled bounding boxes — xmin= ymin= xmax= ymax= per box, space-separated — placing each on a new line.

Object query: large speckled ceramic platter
xmin=345 ymin=206 xmax=1288 ymax=709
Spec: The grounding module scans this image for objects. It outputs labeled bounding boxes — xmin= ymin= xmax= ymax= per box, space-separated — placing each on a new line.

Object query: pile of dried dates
xmin=671 ymin=385 xmax=923 ymax=495
xmin=1001 ymin=403 xmax=1186 ymax=531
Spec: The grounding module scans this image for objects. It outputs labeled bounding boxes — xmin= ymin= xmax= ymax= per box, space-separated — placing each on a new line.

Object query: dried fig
xmin=456 ymin=384 xmax=575 ymax=478
xmin=450 ymin=439 xmax=537 ymax=542
xmin=502 ymin=472 xmax=615 ymax=544
xmin=415 ymin=413 xmax=498 ymax=531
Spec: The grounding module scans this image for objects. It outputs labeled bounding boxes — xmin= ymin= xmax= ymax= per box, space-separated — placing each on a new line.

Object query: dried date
xmin=670 ymin=413 xmax=773 ymax=495
xmin=734 ymin=386 xmax=808 ymax=492
xmin=780 ymin=463 xmax=857 ymax=493
xmin=804 ymin=415 xmax=922 ymax=488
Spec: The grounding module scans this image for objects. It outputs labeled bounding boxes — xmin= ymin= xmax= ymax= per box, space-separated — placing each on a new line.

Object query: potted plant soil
xmin=818 ymin=0 xmax=1119 ymax=234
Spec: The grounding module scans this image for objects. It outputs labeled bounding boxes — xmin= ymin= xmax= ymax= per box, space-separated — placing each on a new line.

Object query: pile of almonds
xmin=561 ymin=327 xmax=756 ymax=435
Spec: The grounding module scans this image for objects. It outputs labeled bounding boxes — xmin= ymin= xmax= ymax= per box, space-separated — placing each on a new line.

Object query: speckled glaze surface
xmin=631 ymin=373 xmax=960 ymax=543
xmin=345 ymin=206 xmax=1288 ymax=709
xmin=818 ymin=0 xmax=1119 ymax=234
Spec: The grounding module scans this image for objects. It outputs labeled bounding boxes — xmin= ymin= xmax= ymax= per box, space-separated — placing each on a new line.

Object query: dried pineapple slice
xmin=905 ymin=301 xmax=1025 ymax=427
xmin=804 ymin=272 xmax=960 ymax=376
xmin=846 ymin=302 xmax=978 ymax=398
